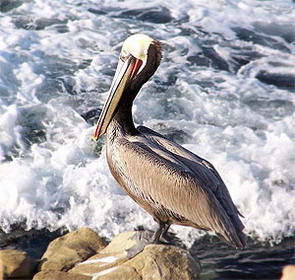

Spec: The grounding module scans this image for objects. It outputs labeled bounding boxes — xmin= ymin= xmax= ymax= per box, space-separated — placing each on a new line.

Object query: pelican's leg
xmin=152 ymin=222 xmax=171 ymax=243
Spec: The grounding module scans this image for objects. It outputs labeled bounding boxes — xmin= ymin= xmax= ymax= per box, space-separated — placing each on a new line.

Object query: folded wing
xmin=110 ymin=125 xmax=246 ymax=247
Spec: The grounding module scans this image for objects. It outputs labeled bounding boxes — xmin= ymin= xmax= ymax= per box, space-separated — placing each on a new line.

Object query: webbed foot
xmin=125 ymin=230 xmax=154 ymax=259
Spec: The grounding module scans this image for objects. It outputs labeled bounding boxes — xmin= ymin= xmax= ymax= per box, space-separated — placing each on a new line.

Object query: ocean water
xmin=0 ymin=0 xmax=294 ymax=278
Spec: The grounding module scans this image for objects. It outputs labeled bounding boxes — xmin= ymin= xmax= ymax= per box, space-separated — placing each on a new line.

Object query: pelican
xmin=92 ymin=34 xmax=246 ymax=253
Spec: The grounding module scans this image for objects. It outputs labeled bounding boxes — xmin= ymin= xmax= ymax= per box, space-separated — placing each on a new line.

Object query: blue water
xmin=0 ymin=0 xmax=294 ymax=278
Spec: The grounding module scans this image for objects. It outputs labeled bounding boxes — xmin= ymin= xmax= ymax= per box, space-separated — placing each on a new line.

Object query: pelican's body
xmin=93 ymin=34 xmax=246 ymax=248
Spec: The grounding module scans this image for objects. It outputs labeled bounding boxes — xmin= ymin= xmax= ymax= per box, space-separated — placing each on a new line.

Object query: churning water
xmin=0 ymin=0 xmax=294 ymax=279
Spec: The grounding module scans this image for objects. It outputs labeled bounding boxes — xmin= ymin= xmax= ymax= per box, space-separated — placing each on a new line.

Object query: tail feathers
xmin=218 ymin=228 xmax=247 ymax=248
xmin=221 ymin=207 xmax=247 ymax=248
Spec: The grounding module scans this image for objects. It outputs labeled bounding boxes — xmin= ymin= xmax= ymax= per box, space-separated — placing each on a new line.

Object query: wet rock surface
xmin=33 ymin=270 xmax=92 ymax=280
xmin=0 ymin=228 xmax=202 ymax=279
xmin=0 ymin=249 xmax=38 ymax=279
xmin=1 ymin=228 xmax=294 ymax=279
xmin=69 ymin=231 xmax=201 ymax=280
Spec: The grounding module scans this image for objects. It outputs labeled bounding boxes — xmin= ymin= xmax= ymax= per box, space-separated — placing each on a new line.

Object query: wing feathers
xmin=109 ymin=126 xmax=246 ymax=247
xmin=138 ymin=126 xmax=245 ymax=232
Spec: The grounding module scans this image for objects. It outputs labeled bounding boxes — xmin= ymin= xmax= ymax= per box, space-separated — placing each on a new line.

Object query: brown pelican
xmin=92 ymin=34 xmax=246 ymax=253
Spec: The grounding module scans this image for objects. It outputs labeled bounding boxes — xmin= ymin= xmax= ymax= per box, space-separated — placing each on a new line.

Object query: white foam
xmin=0 ymin=0 xmax=294 ymax=246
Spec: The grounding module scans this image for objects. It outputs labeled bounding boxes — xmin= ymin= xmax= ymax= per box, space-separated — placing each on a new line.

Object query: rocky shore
xmin=0 ymin=227 xmax=201 ymax=280
xmin=1 ymin=227 xmax=294 ymax=280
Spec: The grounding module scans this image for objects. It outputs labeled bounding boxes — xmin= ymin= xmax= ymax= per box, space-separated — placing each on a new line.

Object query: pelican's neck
xmin=106 ymin=89 xmax=138 ymax=140
xmin=105 ymin=41 xmax=161 ymax=140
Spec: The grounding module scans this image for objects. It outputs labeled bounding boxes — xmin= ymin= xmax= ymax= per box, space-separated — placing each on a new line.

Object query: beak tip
xmin=92 ymin=124 xmax=102 ymax=142
xmin=91 ymin=134 xmax=99 ymax=142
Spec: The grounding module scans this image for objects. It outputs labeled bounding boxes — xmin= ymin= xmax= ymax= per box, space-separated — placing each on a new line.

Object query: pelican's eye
xmin=120 ymin=50 xmax=129 ymax=62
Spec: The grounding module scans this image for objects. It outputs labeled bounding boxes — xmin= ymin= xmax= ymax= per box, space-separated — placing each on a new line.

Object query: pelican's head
xmin=92 ymin=34 xmax=162 ymax=140
xmin=120 ymin=34 xmax=162 ymax=80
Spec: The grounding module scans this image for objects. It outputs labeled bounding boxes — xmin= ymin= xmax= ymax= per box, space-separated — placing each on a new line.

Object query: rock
xmin=126 ymin=245 xmax=201 ymax=280
xmin=39 ymin=227 xmax=106 ymax=272
xmin=0 ymin=249 xmax=37 ymax=279
xmin=70 ymin=231 xmax=137 ymax=275
xmin=93 ymin=266 xmax=141 ymax=280
xmin=33 ymin=270 xmax=91 ymax=280
xmin=70 ymin=231 xmax=201 ymax=280
xmin=281 ymin=265 xmax=295 ymax=280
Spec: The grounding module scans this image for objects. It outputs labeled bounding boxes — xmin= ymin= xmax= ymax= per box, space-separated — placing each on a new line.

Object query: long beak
xmin=92 ymin=55 xmax=142 ymax=141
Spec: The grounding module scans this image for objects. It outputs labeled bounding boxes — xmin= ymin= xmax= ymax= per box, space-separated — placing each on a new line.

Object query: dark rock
xmin=0 ymin=249 xmax=37 ymax=279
